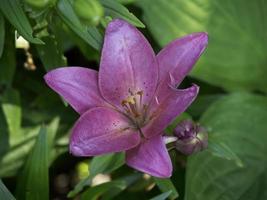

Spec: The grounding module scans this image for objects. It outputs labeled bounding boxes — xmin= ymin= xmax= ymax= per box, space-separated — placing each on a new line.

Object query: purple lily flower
xmin=44 ymin=19 xmax=208 ymax=178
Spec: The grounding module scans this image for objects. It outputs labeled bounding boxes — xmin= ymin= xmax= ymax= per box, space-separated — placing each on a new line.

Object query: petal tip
xmin=106 ymin=19 xmax=129 ymax=33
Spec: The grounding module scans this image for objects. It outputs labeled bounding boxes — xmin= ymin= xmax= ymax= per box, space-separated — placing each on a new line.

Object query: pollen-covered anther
xmin=121 ymin=90 xmax=146 ymax=122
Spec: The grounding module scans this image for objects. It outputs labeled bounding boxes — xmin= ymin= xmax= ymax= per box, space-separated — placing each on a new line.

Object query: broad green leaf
xmin=185 ymin=93 xmax=267 ymax=200
xmin=0 ymin=0 xmax=43 ymax=44
xmin=154 ymin=178 xmax=178 ymax=200
xmin=208 ymin=136 xmax=243 ymax=167
xmin=0 ymin=13 xmax=5 ymax=58
xmin=16 ymin=127 xmax=49 ymax=200
xmin=57 ymin=0 xmax=103 ymax=50
xmin=1 ymin=88 xmax=21 ymax=136
xmin=100 ymin=0 xmax=145 ymax=28
xmin=150 ymin=191 xmax=172 ymax=200
xmin=81 ymin=180 xmax=126 ymax=200
xmin=187 ymin=94 xmax=223 ymax=118
xmin=116 ymin=0 xmax=136 ymax=5
xmin=68 ymin=152 xmax=125 ymax=198
xmin=36 ymin=36 xmax=67 ymax=71
xmin=0 ymin=179 xmax=16 ymax=200
xmin=137 ymin=0 xmax=267 ymax=93
xmin=0 ymin=23 xmax=16 ymax=86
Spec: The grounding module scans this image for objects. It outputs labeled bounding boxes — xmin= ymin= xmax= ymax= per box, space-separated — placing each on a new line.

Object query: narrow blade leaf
xmin=16 ymin=127 xmax=49 ymax=200
xmin=0 ymin=180 xmax=16 ymax=200
xmin=0 ymin=0 xmax=43 ymax=44
xmin=100 ymin=0 xmax=145 ymax=28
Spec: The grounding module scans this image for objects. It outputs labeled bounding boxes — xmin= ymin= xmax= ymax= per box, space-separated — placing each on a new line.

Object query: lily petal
xmin=44 ymin=67 xmax=107 ymax=114
xmin=70 ymin=107 xmax=141 ymax=156
xmin=143 ymin=84 xmax=199 ymax=138
xmin=99 ymin=19 xmax=158 ymax=108
xmin=126 ymin=135 xmax=172 ymax=178
xmin=156 ymin=33 xmax=207 ymax=97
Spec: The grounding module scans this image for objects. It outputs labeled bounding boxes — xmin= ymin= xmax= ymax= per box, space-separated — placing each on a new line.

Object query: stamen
xmin=121 ymin=90 xmax=147 ymax=127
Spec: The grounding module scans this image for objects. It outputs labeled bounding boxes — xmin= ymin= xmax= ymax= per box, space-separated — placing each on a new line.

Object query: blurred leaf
xmin=0 ymin=107 xmax=9 ymax=159
xmin=154 ymin=178 xmax=178 ymax=200
xmin=187 ymin=94 xmax=223 ymax=118
xmin=150 ymin=191 xmax=172 ymax=200
xmin=0 ymin=13 xmax=5 ymax=58
xmin=0 ymin=126 xmax=39 ymax=178
xmin=0 ymin=0 xmax=43 ymax=44
xmin=16 ymin=127 xmax=49 ymax=200
xmin=0 ymin=179 xmax=16 ymax=200
xmin=90 ymin=152 xmax=125 ymax=176
xmin=138 ymin=0 xmax=267 ymax=93
xmin=36 ymin=36 xmax=67 ymax=71
xmin=165 ymin=113 xmax=191 ymax=134
xmin=57 ymin=0 xmax=103 ymax=50
xmin=100 ymin=0 xmax=145 ymax=28
xmin=81 ymin=180 xmax=126 ymax=200
xmin=208 ymin=136 xmax=243 ymax=167
xmin=0 ymin=118 xmax=60 ymax=177
xmin=185 ymin=93 xmax=267 ymax=200
xmin=73 ymin=0 xmax=104 ymax=26
xmin=116 ymin=0 xmax=136 ymax=5
xmin=0 ymin=23 xmax=16 ymax=86
xmin=101 ymin=174 xmax=142 ymax=200
xmin=1 ymin=88 xmax=21 ymax=136
xmin=68 ymin=152 xmax=125 ymax=198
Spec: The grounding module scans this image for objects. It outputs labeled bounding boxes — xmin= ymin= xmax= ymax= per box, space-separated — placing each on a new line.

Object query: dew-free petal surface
xmin=156 ymin=33 xmax=207 ymax=97
xmin=99 ymin=19 xmax=158 ymax=108
xmin=44 ymin=67 xmax=107 ymax=114
xmin=70 ymin=107 xmax=141 ymax=156
xmin=126 ymin=135 xmax=172 ymax=178
xmin=143 ymin=84 xmax=199 ymax=138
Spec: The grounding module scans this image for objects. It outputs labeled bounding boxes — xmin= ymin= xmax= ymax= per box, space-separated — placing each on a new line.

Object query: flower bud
xmin=174 ymin=120 xmax=208 ymax=155
xmin=74 ymin=0 xmax=104 ymax=26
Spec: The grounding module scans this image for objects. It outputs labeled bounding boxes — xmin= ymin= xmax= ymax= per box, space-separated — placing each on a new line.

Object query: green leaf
xmin=16 ymin=127 xmax=49 ymax=200
xmin=154 ymin=178 xmax=178 ymax=200
xmin=0 ymin=106 xmax=9 ymax=159
xmin=100 ymin=0 xmax=145 ymax=28
xmin=137 ymin=0 xmax=267 ymax=93
xmin=1 ymin=88 xmax=21 ymax=136
xmin=208 ymin=136 xmax=243 ymax=167
xmin=90 ymin=152 xmax=125 ymax=176
xmin=150 ymin=191 xmax=172 ymax=200
xmin=165 ymin=113 xmax=191 ymax=135
xmin=0 ymin=126 xmax=39 ymax=177
xmin=185 ymin=93 xmax=267 ymax=200
xmin=68 ymin=152 xmax=125 ymax=198
xmin=0 ymin=118 xmax=59 ymax=178
xmin=187 ymin=94 xmax=223 ymax=118
xmin=35 ymin=36 xmax=67 ymax=71
xmin=81 ymin=180 xmax=126 ymax=200
xmin=0 ymin=179 xmax=16 ymax=200
xmin=56 ymin=0 xmax=103 ymax=50
xmin=0 ymin=13 xmax=5 ymax=58
xmin=0 ymin=0 xmax=43 ymax=44
xmin=0 ymin=23 xmax=16 ymax=86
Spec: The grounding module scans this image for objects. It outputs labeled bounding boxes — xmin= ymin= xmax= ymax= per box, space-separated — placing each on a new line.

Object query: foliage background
xmin=0 ymin=0 xmax=266 ymax=199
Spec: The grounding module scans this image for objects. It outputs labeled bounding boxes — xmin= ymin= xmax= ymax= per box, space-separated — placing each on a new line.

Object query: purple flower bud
xmin=174 ymin=120 xmax=208 ymax=155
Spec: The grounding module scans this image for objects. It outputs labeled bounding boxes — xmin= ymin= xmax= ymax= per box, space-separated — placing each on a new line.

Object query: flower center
xmin=121 ymin=90 xmax=148 ymax=128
